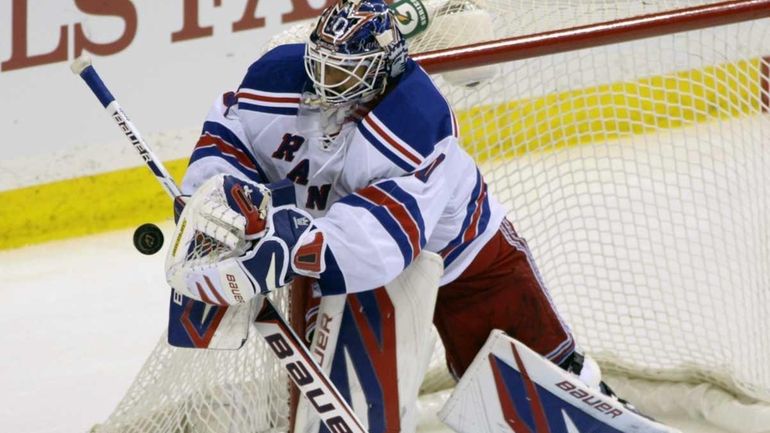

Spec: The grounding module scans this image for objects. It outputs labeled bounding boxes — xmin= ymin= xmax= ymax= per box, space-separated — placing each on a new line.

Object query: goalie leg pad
xmin=438 ymin=330 xmax=682 ymax=433
xmin=294 ymin=252 xmax=443 ymax=433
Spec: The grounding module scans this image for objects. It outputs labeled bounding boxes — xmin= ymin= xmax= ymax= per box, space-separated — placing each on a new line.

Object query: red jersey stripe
xmin=236 ymin=92 xmax=300 ymax=104
xmin=195 ymin=134 xmax=258 ymax=171
xmin=364 ymin=116 xmax=422 ymax=165
xmin=358 ymin=186 xmax=422 ymax=259
xmin=463 ymin=182 xmax=488 ymax=244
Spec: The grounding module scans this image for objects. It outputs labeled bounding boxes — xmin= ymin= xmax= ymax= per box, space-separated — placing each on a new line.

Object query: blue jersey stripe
xmin=358 ymin=123 xmax=416 ymax=172
xmin=443 ymin=199 xmax=491 ymax=267
xmin=441 ymin=170 xmax=493 ymax=267
xmin=340 ymin=195 xmax=413 ymax=266
xmin=443 ymin=242 xmax=472 ymax=268
xmin=202 ymin=121 xmax=247 ymax=147
xmin=443 ymin=171 xmax=483 ymax=250
xmin=376 ymin=181 xmax=426 ymax=248
xmin=238 ymin=102 xmax=299 ymax=116
xmin=189 ymin=147 xmax=263 ymax=183
xmin=201 ymin=121 xmax=268 ymax=181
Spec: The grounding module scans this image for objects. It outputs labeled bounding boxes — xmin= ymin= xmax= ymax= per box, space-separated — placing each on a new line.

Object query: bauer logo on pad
xmin=489 ymin=353 xmax=625 ymax=432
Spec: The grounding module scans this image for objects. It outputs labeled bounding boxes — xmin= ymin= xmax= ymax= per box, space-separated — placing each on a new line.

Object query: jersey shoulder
xmin=237 ymin=43 xmax=307 ymax=116
xmin=357 ymin=59 xmax=458 ymax=172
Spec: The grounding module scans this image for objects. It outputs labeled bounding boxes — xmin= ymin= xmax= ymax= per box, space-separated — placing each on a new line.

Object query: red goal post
xmin=92 ymin=2 xmax=770 ymax=432
xmin=413 ymin=0 xmax=770 ymax=73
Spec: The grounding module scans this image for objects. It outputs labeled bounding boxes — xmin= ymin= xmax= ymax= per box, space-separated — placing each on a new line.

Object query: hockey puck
xmin=133 ymin=223 xmax=164 ymax=255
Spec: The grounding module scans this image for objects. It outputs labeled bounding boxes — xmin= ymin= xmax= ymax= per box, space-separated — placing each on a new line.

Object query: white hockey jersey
xmin=182 ymin=44 xmax=505 ymax=294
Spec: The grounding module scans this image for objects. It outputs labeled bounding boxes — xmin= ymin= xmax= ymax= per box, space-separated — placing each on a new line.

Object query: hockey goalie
xmin=164 ymin=1 xmax=681 ymax=431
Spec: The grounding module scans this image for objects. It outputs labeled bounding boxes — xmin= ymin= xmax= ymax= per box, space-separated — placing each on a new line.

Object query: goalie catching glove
xmin=165 ymin=174 xmax=327 ymax=305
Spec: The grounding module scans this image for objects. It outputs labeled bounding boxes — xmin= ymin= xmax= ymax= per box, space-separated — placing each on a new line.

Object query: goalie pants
xmin=433 ymin=218 xmax=575 ymax=379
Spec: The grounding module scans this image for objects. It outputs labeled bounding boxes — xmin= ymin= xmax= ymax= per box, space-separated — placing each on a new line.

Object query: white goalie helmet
xmin=304 ymin=0 xmax=408 ymax=107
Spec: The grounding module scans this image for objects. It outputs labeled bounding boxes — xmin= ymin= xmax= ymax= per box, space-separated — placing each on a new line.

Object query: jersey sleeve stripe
xmin=358 ymin=122 xmax=416 ymax=172
xmin=195 ymin=134 xmax=257 ymax=170
xmin=338 ymin=195 xmax=414 ymax=266
xmin=201 ymin=120 xmax=252 ymax=152
xmin=191 ymin=122 xmax=267 ymax=181
xmin=364 ymin=115 xmax=423 ymax=165
xmin=190 ymin=147 xmax=264 ymax=181
xmin=462 ymin=182 xmax=488 ymax=243
xmin=374 ymin=180 xmax=427 ymax=247
xmin=444 ymin=193 xmax=491 ymax=267
xmin=357 ymin=185 xmax=423 ymax=261
xmin=195 ymin=121 xmax=263 ymax=175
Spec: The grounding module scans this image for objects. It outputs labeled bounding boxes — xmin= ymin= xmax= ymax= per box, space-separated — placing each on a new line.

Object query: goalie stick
xmin=70 ymin=55 xmax=367 ymax=433
xmin=69 ymin=56 xmax=245 ymax=351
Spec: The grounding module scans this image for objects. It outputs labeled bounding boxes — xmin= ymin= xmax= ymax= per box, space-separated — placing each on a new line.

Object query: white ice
xmin=0 ymin=224 xmax=173 ymax=433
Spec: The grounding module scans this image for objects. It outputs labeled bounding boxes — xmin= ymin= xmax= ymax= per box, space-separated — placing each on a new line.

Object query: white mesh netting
xmin=93 ymin=1 xmax=770 ymax=432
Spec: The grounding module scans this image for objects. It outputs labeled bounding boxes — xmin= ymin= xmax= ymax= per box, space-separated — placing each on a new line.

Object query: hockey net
xmin=93 ymin=1 xmax=770 ymax=432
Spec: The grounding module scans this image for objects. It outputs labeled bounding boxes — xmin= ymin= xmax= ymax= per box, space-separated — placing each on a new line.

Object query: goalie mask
xmin=304 ymin=0 xmax=408 ymax=108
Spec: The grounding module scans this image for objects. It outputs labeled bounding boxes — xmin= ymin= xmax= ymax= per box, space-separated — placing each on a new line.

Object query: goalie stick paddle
xmin=71 ymin=56 xmax=368 ymax=433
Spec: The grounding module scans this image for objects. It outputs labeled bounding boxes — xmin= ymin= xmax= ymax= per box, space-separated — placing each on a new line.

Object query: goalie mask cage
xmin=92 ymin=1 xmax=770 ymax=432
